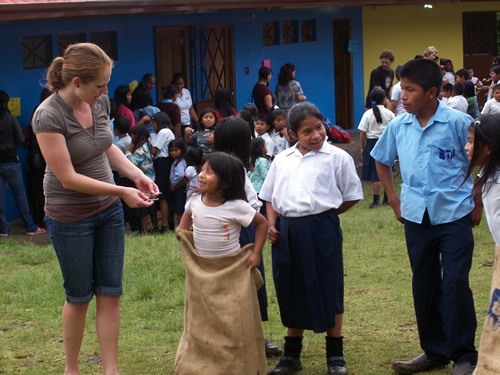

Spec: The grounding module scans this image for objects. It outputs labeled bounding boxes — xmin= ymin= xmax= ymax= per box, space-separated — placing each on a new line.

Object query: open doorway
xmin=333 ymin=18 xmax=354 ymax=129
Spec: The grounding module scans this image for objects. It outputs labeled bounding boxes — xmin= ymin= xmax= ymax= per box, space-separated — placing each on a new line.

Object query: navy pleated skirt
xmin=361 ymin=138 xmax=380 ymax=182
xmin=272 ymin=210 xmax=344 ymax=333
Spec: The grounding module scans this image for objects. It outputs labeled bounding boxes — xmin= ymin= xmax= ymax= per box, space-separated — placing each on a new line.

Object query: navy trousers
xmin=404 ymin=211 xmax=477 ymax=364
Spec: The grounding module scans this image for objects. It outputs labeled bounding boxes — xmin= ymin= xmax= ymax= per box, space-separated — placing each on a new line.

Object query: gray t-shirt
xmin=32 ymin=93 xmax=115 ymax=208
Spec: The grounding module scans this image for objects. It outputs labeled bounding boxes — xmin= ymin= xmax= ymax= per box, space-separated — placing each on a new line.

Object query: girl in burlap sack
xmin=465 ymin=114 xmax=500 ymax=375
xmin=175 ymin=152 xmax=268 ymax=374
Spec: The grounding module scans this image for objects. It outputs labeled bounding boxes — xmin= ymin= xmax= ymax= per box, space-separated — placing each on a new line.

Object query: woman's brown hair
xmin=46 ymin=43 xmax=113 ymax=92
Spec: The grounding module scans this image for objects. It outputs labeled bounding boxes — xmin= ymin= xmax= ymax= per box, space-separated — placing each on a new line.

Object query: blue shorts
xmin=45 ymin=199 xmax=125 ymax=304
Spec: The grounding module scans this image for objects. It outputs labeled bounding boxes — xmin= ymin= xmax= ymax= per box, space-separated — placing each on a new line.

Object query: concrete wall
xmin=362 ymin=2 xmax=499 ymax=91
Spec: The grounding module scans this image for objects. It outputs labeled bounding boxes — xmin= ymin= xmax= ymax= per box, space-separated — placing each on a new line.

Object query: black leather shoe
xmin=265 ymin=339 xmax=284 ymax=358
xmin=268 ymin=356 xmax=302 ymax=374
xmin=327 ymin=356 xmax=348 ymax=375
xmin=391 ymin=353 xmax=449 ymax=374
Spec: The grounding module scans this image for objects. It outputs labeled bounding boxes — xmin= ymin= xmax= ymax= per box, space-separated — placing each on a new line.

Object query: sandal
xmin=25 ymin=227 xmax=46 ymax=236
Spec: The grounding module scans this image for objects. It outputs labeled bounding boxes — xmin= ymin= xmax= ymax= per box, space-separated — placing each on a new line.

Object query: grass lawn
xmin=0 ymin=181 xmax=495 ymax=374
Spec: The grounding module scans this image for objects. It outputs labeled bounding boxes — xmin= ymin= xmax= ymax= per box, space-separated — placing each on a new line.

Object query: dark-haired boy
xmin=371 ymin=58 xmax=481 ymax=375
xmin=440 ymin=82 xmax=453 ymax=106
xmin=113 ymin=116 xmax=132 ymax=154
xmin=481 ymin=84 xmax=500 ymax=115
xmin=446 ymin=83 xmax=468 ymax=113
xmin=454 ymin=68 xmax=470 ymax=83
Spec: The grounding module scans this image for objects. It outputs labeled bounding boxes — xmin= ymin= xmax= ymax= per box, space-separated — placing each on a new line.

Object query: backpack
xmin=324 ymin=118 xmax=350 ymax=143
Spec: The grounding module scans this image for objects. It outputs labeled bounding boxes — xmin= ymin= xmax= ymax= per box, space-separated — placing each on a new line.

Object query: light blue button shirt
xmin=371 ymin=101 xmax=474 ymax=225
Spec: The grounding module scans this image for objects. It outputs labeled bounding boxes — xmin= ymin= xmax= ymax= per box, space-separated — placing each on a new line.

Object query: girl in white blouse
xmin=260 ymin=102 xmax=363 ymax=375
xmin=465 ymin=114 xmax=500 ymax=375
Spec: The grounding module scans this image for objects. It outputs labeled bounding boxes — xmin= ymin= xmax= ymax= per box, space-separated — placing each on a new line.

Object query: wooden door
xmin=333 ymin=19 xmax=353 ymax=129
xmin=154 ymin=26 xmax=189 ymax=102
xmin=192 ymin=25 xmax=235 ymax=112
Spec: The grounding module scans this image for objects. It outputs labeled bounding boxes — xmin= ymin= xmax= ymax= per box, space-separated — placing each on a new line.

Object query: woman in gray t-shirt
xmin=33 ymin=43 xmax=158 ymax=375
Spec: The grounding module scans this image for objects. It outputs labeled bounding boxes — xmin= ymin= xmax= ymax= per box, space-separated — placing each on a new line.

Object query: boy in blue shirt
xmin=371 ymin=58 xmax=482 ymax=375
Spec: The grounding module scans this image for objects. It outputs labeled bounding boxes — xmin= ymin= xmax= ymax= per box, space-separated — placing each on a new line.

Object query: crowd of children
xmin=110 ymin=84 xmax=297 ymax=237
xmin=105 ymin=51 xmax=500 ymax=375
xmin=15 ymin=37 xmax=500 ymax=375
xmin=108 ymin=71 xmax=368 ymax=373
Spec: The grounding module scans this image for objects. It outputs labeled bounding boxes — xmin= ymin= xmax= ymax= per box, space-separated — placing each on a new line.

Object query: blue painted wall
xmin=1 ymin=6 xmax=364 ymax=220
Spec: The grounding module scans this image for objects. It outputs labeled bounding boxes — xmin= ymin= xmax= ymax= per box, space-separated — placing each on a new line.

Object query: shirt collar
xmin=402 ymin=100 xmax=447 ymax=129
xmin=428 ymin=100 xmax=449 ymax=126
xmin=284 ymin=140 xmax=331 ymax=157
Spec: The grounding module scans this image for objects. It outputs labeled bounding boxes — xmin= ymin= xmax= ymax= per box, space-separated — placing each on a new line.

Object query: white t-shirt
xmin=481 ymin=98 xmax=500 ymax=115
xmin=151 ymin=128 xmax=175 ymax=158
xmin=185 ymin=194 xmax=256 ymax=257
xmin=482 ymin=169 xmax=500 ymax=246
xmin=446 ymin=95 xmax=468 ymax=113
xmin=357 ymin=105 xmax=394 ymax=139
xmin=185 ymin=165 xmax=199 ymax=200
xmin=259 ymin=141 xmax=363 ymax=217
xmin=257 ymin=132 xmax=275 ymax=158
xmin=174 ymin=88 xmax=193 ymax=126
xmin=443 ymin=72 xmax=455 ymax=84
xmin=487 ymin=80 xmax=500 ymax=102
xmin=390 ymin=82 xmax=406 ymax=116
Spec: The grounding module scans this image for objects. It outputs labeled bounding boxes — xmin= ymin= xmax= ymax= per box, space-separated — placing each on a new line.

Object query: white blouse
xmin=483 ymin=168 xmax=500 ymax=245
xmin=174 ymin=88 xmax=193 ymax=126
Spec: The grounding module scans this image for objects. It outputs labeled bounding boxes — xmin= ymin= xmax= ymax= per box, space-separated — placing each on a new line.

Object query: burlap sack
xmin=174 ymin=230 xmax=267 ymax=375
xmin=474 ymin=246 xmax=500 ymax=375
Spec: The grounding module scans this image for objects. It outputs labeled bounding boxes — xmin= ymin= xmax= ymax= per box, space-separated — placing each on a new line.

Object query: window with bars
xmin=22 ymin=35 xmax=52 ymax=69
xmin=58 ymin=33 xmax=86 ymax=55
xmin=462 ymin=11 xmax=497 ymax=55
xmin=263 ymin=21 xmax=279 ymax=46
xmin=91 ymin=31 xmax=118 ymax=60
xmin=282 ymin=20 xmax=298 ymax=44
xmin=301 ymin=19 xmax=317 ymax=43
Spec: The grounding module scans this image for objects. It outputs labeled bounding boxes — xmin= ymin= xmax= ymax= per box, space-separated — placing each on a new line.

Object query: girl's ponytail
xmin=369 ymin=87 xmax=386 ymax=124
xmin=372 ymin=101 xmax=383 ymax=124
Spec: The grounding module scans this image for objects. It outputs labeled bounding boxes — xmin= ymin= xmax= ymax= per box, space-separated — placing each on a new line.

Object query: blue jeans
xmin=0 ymin=162 xmax=37 ymax=234
xmin=45 ymin=199 xmax=125 ymax=304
